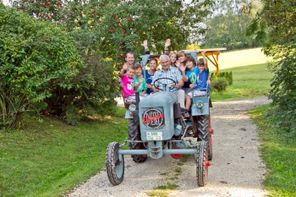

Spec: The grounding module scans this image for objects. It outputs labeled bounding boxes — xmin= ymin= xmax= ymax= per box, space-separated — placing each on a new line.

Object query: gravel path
xmin=67 ymin=97 xmax=269 ymax=197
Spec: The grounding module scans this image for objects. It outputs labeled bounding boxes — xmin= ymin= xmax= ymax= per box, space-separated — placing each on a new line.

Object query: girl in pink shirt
xmin=120 ymin=66 xmax=135 ymax=105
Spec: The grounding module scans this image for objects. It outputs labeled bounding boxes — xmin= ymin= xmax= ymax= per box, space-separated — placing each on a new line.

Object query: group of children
xmin=120 ymin=50 xmax=210 ymax=114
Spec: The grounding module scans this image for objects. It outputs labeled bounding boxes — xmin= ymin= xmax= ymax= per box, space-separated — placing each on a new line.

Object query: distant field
xmin=208 ymin=48 xmax=273 ymax=70
xmin=211 ymin=63 xmax=273 ymax=101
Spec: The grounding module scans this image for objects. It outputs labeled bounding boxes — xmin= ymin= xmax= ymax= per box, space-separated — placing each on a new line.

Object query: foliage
xmin=0 ymin=108 xmax=127 ymax=197
xmin=250 ymin=105 xmax=296 ymax=196
xmin=7 ymin=0 xmax=215 ymax=125
xmin=211 ymin=77 xmax=228 ymax=92
xmin=203 ymin=14 xmax=258 ymax=50
xmin=0 ymin=5 xmax=82 ymax=128
xmin=12 ymin=0 xmax=214 ymax=56
xmin=11 ymin=0 xmax=64 ymax=21
xmin=248 ymin=0 xmax=296 ymax=133
xmin=202 ymin=0 xmax=261 ymax=50
xmin=211 ymin=71 xmax=233 ymax=85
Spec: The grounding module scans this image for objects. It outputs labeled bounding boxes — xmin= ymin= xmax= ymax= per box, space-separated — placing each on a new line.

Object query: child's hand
xmin=141 ymin=40 xmax=148 ymax=49
xmin=123 ymin=63 xmax=128 ymax=70
xmin=190 ymin=84 xmax=196 ymax=88
xmin=164 ymin=38 xmax=171 ymax=48
xmin=179 ymin=66 xmax=185 ymax=72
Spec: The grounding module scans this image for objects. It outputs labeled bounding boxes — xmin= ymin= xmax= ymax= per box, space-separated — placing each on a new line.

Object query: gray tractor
xmin=106 ymin=52 xmax=213 ymax=187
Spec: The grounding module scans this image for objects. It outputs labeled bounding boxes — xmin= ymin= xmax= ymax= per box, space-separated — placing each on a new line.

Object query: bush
xmin=0 ymin=5 xmax=82 ymax=128
xmin=211 ymin=77 xmax=229 ymax=92
xmin=269 ymin=47 xmax=296 ymax=134
xmin=212 ymin=71 xmax=233 ymax=85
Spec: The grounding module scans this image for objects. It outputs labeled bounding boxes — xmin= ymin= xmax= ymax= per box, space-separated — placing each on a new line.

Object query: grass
xmin=250 ymin=105 xmax=296 ymax=196
xmin=211 ymin=63 xmax=273 ymax=101
xmin=0 ymin=109 xmax=127 ymax=197
xmin=146 ymin=183 xmax=179 ymax=197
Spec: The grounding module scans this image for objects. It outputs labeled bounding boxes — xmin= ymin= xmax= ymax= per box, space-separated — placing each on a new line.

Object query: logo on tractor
xmin=142 ymin=107 xmax=165 ymax=129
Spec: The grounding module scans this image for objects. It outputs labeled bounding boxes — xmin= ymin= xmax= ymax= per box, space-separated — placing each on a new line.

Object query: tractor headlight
xmin=128 ymin=104 xmax=136 ymax=112
xmin=197 ymin=102 xmax=204 ymax=108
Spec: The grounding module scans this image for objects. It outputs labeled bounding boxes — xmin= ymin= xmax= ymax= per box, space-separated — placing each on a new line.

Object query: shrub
xmin=43 ymin=29 xmax=119 ymax=125
xmin=0 ymin=5 xmax=82 ymax=128
xmin=211 ymin=77 xmax=229 ymax=92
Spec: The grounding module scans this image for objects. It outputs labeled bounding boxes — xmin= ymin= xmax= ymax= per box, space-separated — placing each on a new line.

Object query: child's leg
xmin=185 ymin=95 xmax=191 ymax=110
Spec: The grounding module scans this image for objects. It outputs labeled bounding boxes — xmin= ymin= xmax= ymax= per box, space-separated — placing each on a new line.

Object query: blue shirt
xmin=197 ymin=70 xmax=209 ymax=89
xmin=185 ymin=67 xmax=200 ymax=84
xmin=145 ymin=70 xmax=154 ymax=94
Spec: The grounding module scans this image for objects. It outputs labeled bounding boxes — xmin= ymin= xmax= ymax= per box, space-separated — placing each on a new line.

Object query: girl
xmin=133 ymin=64 xmax=147 ymax=96
xmin=145 ymin=58 xmax=158 ymax=94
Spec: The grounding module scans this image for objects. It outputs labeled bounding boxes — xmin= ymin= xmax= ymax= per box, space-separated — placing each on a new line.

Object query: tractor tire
xmin=106 ymin=142 xmax=124 ymax=185
xmin=208 ymin=131 xmax=213 ymax=161
xmin=197 ymin=115 xmax=209 ymax=141
xmin=132 ymin=155 xmax=147 ymax=163
xmin=196 ymin=115 xmax=212 ymax=160
xmin=196 ymin=140 xmax=208 ymax=187
xmin=131 ymin=143 xmax=147 ymax=163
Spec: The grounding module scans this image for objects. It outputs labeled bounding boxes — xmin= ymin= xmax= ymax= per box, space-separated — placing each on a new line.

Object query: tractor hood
xmin=139 ymin=91 xmax=177 ymax=141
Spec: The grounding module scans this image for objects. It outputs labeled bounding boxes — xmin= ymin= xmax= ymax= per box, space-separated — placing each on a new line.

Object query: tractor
xmin=105 ymin=49 xmax=225 ymax=187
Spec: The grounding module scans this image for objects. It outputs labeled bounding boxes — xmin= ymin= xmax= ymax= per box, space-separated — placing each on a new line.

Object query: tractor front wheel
xmin=106 ymin=142 xmax=125 ymax=185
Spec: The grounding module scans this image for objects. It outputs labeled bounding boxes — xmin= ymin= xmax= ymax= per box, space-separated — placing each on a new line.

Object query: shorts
xmin=124 ymin=95 xmax=136 ymax=104
xmin=187 ymin=90 xmax=207 ymax=98
xmin=188 ymin=90 xmax=213 ymax=108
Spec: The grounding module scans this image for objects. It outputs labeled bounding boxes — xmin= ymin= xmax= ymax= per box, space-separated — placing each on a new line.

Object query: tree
xmin=0 ymin=4 xmax=82 ymax=128
xmin=202 ymin=0 xmax=260 ymax=50
xmin=11 ymin=0 xmax=64 ymax=21
xmin=249 ymin=0 xmax=296 ymax=134
xmin=7 ymin=0 xmax=214 ymax=125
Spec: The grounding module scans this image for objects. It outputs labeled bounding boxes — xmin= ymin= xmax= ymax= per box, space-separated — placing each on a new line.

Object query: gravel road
xmin=68 ymin=97 xmax=269 ymax=197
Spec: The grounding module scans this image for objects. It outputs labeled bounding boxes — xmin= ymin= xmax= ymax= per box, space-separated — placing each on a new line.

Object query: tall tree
xmin=249 ymin=0 xmax=296 ymax=133
xmin=202 ymin=0 xmax=260 ymax=50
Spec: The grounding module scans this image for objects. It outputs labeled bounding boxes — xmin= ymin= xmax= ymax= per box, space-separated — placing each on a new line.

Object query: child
xmin=120 ymin=65 xmax=135 ymax=106
xmin=197 ymin=58 xmax=210 ymax=88
xmin=169 ymin=51 xmax=177 ymax=67
xmin=145 ymin=59 xmax=158 ymax=95
xmin=133 ymin=64 xmax=147 ymax=96
xmin=183 ymin=56 xmax=200 ymax=117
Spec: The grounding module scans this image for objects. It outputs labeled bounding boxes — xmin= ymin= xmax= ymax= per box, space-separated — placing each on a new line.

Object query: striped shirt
xmin=152 ymin=66 xmax=182 ymax=91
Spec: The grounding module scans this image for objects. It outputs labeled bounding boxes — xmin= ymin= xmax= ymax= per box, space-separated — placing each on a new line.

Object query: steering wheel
xmin=153 ymin=77 xmax=177 ymax=91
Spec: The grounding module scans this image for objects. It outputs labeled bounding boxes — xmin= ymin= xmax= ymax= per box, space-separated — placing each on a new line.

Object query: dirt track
xmin=68 ymin=97 xmax=269 ymax=197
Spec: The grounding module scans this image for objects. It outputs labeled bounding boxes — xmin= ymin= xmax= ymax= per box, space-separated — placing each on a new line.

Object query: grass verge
xmin=250 ymin=104 xmax=296 ymax=196
xmin=0 ymin=108 xmax=127 ymax=197
xmin=211 ymin=63 xmax=273 ymax=101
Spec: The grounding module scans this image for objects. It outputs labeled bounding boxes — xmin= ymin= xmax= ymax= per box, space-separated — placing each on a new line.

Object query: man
xmin=152 ymin=54 xmax=185 ymax=108
xmin=122 ymin=51 xmax=135 ymax=72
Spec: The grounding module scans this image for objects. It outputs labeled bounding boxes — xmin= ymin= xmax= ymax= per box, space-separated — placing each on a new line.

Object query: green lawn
xmin=0 ymin=109 xmax=127 ymax=197
xmin=211 ymin=63 xmax=273 ymax=101
xmin=250 ymin=105 xmax=296 ymax=196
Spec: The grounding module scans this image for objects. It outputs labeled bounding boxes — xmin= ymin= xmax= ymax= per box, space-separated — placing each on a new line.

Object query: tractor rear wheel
xmin=195 ymin=115 xmax=212 ymax=160
xmin=196 ymin=140 xmax=209 ymax=187
xmin=197 ymin=115 xmax=209 ymax=141
xmin=131 ymin=143 xmax=147 ymax=163
xmin=106 ymin=142 xmax=124 ymax=185
xmin=208 ymin=131 xmax=213 ymax=161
